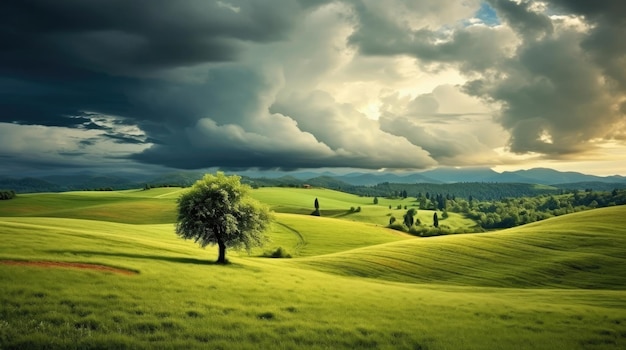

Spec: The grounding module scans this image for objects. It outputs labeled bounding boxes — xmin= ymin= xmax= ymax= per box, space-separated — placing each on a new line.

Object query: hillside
xmin=292 ymin=206 xmax=626 ymax=289
xmin=1 ymin=189 xmax=626 ymax=349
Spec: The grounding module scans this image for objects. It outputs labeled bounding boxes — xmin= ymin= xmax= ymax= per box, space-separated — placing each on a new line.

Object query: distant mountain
xmin=0 ymin=177 xmax=63 ymax=193
xmin=333 ymin=172 xmax=438 ymax=186
xmin=41 ymin=174 xmax=137 ymax=190
xmin=2 ymin=167 xmax=625 ymax=193
xmin=494 ymin=168 xmax=626 ymax=185
xmin=418 ymin=167 xmax=499 ymax=183
xmin=146 ymin=172 xmax=204 ymax=187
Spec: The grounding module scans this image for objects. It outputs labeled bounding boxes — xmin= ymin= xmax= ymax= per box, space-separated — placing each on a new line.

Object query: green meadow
xmin=1 ymin=187 xmax=626 ymax=349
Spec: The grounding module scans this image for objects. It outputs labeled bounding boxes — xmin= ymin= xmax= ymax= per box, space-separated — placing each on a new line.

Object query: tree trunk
xmin=217 ymin=240 xmax=227 ymax=264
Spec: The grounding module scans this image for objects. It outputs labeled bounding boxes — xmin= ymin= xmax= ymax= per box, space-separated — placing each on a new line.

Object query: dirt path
xmin=0 ymin=260 xmax=138 ymax=275
xmin=275 ymin=222 xmax=307 ymax=254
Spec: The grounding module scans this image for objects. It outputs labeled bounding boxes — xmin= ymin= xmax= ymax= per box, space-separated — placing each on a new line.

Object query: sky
xmin=1 ymin=0 xmax=625 ymax=176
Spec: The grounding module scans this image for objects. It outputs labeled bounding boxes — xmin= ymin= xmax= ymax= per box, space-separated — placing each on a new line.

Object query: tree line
xmin=459 ymin=189 xmax=626 ymax=229
xmin=431 ymin=188 xmax=626 ymax=230
xmin=384 ymin=188 xmax=626 ymax=237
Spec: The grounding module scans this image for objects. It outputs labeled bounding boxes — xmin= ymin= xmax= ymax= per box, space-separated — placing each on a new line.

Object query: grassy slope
xmin=292 ymin=206 xmax=626 ymax=289
xmin=250 ymin=187 xmax=477 ymax=230
xmin=0 ymin=188 xmax=625 ymax=349
xmin=0 ymin=189 xmax=179 ymax=224
xmin=258 ymin=213 xmax=412 ymax=257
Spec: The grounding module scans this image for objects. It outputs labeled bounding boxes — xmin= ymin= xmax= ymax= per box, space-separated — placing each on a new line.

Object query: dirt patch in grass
xmin=0 ymin=260 xmax=138 ymax=275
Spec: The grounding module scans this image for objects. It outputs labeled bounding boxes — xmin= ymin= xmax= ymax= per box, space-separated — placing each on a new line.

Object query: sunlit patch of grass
xmin=293 ymin=206 xmax=626 ymax=289
xmin=0 ymin=191 xmax=625 ymax=348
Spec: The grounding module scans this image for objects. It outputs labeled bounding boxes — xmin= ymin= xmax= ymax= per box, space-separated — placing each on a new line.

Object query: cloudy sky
xmin=1 ymin=0 xmax=625 ymax=176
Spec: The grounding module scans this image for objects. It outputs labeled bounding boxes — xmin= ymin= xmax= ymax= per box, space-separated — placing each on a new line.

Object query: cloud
xmin=348 ymin=0 xmax=626 ymax=159
xmin=0 ymin=121 xmax=151 ymax=173
xmin=463 ymin=6 xmax=626 ymax=156
xmin=1 ymin=0 xmax=625 ymax=173
xmin=378 ymin=84 xmax=505 ymax=165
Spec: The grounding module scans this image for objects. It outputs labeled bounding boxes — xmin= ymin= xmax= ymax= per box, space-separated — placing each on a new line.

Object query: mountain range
xmin=1 ymin=167 xmax=625 ymax=193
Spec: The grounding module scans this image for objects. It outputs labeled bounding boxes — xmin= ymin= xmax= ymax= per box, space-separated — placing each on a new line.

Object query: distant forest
xmin=412 ymin=188 xmax=626 ymax=231
xmin=245 ymin=176 xmax=626 ymax=201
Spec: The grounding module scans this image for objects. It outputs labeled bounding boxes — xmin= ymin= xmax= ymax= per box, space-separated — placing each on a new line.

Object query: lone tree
xmin=312 ymin=197 xmax=321 ymax=216
xmin=176 ymin=172 xmax=272 ymax=264
xmin=433 ymin=212 xmax=439 ymax=228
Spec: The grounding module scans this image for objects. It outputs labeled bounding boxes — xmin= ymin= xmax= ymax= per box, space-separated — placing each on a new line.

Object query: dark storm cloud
xmin=0 ymin=0 xmax=343 ymax=169
xmin=486 ymin=0 xmax=553 ymax=39
xmin=0 ymin=0 xmax=303 ymax=125
xmin=4 ymin=0 xmax=624 ymax=172
xmin=0 ymin=0 xmax=299 ymax=75
xmin=547 ymin=0 xmax=626 ymax=89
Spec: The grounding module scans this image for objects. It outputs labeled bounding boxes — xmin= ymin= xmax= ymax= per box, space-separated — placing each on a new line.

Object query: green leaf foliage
xmin=176 ymin=172 xmax=272 ymax=257
xmin=0 ymin=190 xmax=16 ymax=200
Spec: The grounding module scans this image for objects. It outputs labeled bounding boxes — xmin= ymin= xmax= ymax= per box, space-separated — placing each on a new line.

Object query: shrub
xmin=263 ymin=247 xmax=292 ymax=259
xmin=0 ymin=190 xmax=16 ymax=200
xmin=387 ymin=223 xmax=408 ymax=232
xmin=409 ymin=225 xmax=453 ymax=237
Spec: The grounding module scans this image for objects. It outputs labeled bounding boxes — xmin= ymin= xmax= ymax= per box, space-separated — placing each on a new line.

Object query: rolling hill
xmin=1 ymin=187 xmax=625 ymax=349
xmin=292 ymin=206 xmax=626 ymax=289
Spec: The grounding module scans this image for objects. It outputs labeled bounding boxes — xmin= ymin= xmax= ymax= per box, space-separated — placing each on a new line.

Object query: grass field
xmin=1 ymin=187 xmax=625 ymax=349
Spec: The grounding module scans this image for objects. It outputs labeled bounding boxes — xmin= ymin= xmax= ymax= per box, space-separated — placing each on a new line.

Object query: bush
xmin=355 ymin=206 xmax=361 ymax=212
xmin=263 ymin=247 xmax=292 ymax=258
xmin=409 ymin=225 xmax=453 ymax=237
xmin=0 ymin=190 xmax=16 ymax=200
xmin=387 ymin=223 xmax=408 ymax=232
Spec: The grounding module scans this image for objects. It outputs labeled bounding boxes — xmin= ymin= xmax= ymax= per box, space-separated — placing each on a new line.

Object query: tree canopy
xmin=176 ymin=172 xmax=272 ymax=264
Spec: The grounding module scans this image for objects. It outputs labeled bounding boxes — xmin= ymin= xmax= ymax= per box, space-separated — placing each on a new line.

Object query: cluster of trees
xmin=385 ymin=188 xmax=626 ymax=235
xmin=0 ymin=190 xmax=16 ymax=200
xmin=143 ymin=183 xmax=185 ymax=190
xmin=354 ymin=182 xmax=560 ymax=201
xmin=388 ymin=208 xmax=449 ymax=236
xmin=447 ymin=188 xmax=626 ymax=229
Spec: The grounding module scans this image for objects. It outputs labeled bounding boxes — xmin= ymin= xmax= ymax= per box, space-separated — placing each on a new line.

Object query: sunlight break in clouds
xmin=0 ymin=0 xmax=625 ymax=175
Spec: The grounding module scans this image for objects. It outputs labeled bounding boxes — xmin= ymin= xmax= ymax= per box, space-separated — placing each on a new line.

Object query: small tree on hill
xmin=312 ymin=197 xmax=321 ymax=216
xmin=403 ymin=208 xmax=417 ymax=228
xmin=433 ymin=212 xmax=439 ymax=228
xmin=373 ymin=196 xmax=379 ymax=204
xmin=176 ymin=172 xmax=272 ymax=264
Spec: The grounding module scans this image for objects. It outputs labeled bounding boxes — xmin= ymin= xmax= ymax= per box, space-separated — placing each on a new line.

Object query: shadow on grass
xmin=44 ymin=250 xmax=241 ymax=267
xmin=331 ymin=210 xmax=357 ymax=219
